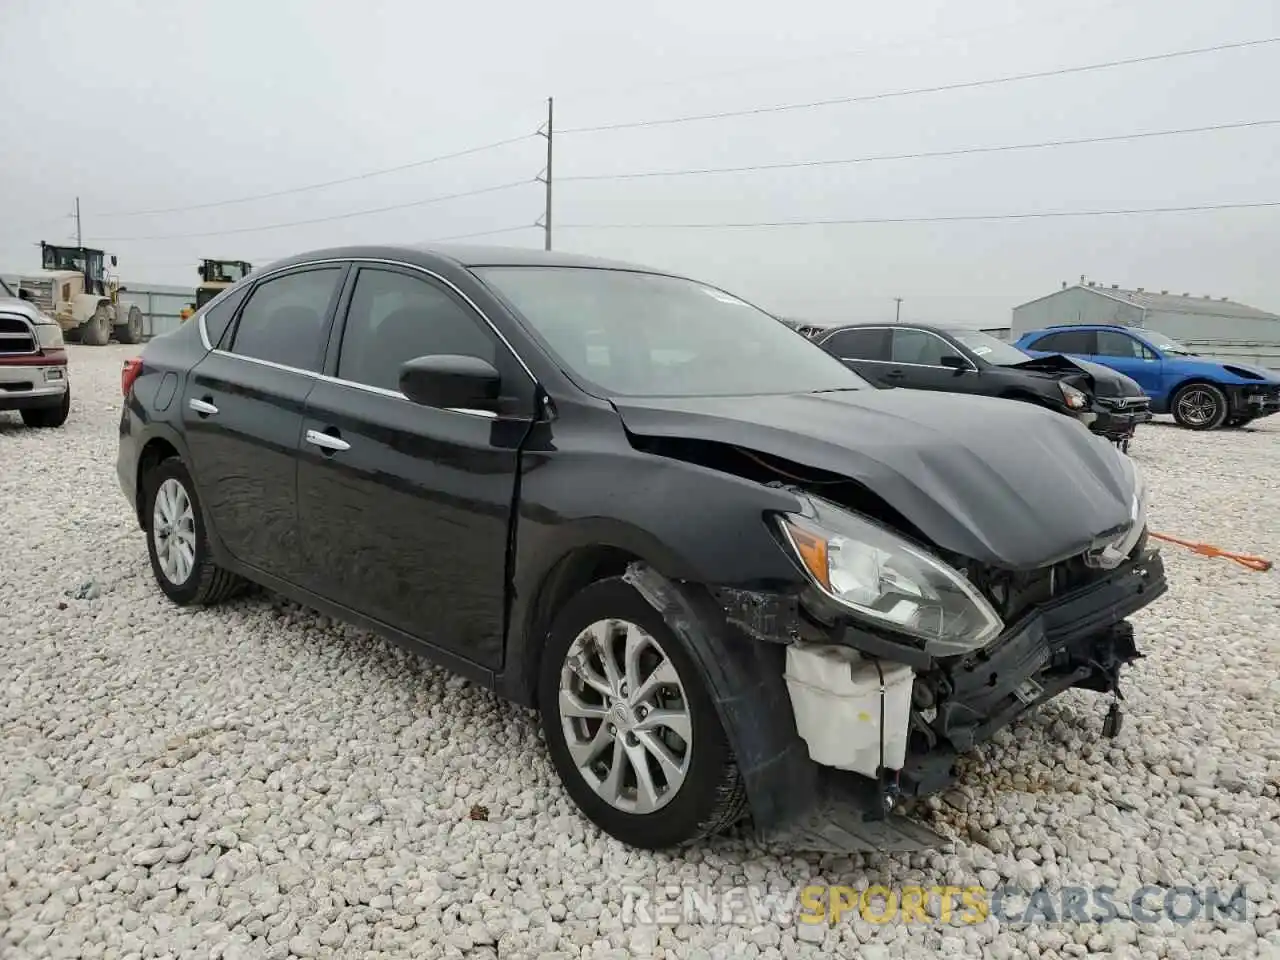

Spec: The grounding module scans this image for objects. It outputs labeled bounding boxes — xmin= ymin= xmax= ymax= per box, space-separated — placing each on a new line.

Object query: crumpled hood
xmin=1004 ymin=354 xmax=1145 ymax=397
xmin=614 ymin=388 xmax=1137 ymax=571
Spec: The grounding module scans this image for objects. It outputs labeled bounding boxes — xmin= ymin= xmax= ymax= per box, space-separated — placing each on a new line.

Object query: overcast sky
xmin=2 ymin=0 xmax=1277 ymax=326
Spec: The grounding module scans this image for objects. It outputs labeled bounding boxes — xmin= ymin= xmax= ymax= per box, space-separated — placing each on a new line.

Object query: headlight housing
xmin=35 ymin=321 xmax=65 ymax=350
xmin=1058 ymin=381 xmax=1089 ymax=409
xmin=775 ymin=499 xmax=1004 ymax=656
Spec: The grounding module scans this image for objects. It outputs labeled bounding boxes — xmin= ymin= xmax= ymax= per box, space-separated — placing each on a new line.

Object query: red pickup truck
xmin=0 ymin=278 xmax=70 ymax=427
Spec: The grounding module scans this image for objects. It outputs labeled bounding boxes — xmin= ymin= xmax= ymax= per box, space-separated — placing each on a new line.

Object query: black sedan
xmin=117 ymin=245 xmax=1164 ymax=852
xmin=814 ymin=323 xmax=1152 ymax=450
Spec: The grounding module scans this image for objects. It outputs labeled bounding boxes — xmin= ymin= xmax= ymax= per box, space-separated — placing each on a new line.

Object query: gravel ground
xmin=2 ymin=343 xmax=1278 ymax=960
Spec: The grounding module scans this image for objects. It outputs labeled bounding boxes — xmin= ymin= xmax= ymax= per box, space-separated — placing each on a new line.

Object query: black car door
xmin=818 ymin=327 xmax=893 ymax=386
xmin=181 ymin=264 xmax=347 ymax=583
xmin=295 ymin=262 xmax=537 ymax=671
xmin=887 ymin=328 xmax=983 ymax=393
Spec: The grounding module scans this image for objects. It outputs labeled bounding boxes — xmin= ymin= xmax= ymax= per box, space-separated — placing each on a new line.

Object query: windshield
xmin=205 ymin=261 xmax=248 ymax=283
xmin=474 ymin=266 xmax=870 ymax=398
xmin=1141 ymin=329 xmax=1196 ymax=356
xmin=949 ymin=330 xmax=1033 ymax=366
xmin=42 ymin=247 xmax=88 ymax=273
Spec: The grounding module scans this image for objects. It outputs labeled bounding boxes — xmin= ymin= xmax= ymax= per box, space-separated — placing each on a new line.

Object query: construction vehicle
xmin=16 ymin=242 xmax=144 ymax=345
xmin=180 ymin=259 xmax=253 ymax=323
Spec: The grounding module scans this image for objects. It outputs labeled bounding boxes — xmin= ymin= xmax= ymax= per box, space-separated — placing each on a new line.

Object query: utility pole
xmin=75 ymin=197 xmax=83 ymax=248
xmin=894 ymin=297 xmax=903 ymax=322
xmin=536 ymin=97 xmax=554 ymax=251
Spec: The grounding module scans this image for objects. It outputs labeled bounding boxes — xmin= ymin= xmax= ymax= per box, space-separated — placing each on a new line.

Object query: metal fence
xmin=2 ymin=275 xmax=195 ymax=340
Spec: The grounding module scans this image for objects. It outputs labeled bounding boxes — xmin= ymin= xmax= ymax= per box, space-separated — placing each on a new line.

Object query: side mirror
xmin=110 ymin=255 xmax=118 ymax=267
xmin=399 ymin=354 xmax=500 ymax=412
xmin=940 ymin=355 xmax=967 ymax=370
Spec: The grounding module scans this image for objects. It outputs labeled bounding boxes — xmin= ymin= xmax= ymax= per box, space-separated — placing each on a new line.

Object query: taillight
xmin=122 ymin=357 xmax=144 ymax=397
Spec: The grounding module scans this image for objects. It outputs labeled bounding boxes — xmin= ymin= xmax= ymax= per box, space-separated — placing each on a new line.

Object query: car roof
xmin=255 ymin=243 xmax=678 ymax=277
xmin=1023 ymin=323 xmax=1131 ymax=334
xmin=823 ymin=321 xmax=960 ymax=337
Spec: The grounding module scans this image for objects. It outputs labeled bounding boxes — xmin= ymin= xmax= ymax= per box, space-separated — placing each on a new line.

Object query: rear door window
xmin=821 ymin=328 xmax=890 ymax=360
xmin=201 ymin=285 xmax=249 ymax=349
xmin=1031 ymin=329 xmax=1095 ymax=354
xmin=227 ymin=268 xmax=343 ymax=371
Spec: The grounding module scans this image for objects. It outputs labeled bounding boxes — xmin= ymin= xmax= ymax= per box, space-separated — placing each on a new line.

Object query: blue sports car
xmin=1014 ymin=324 xmax=1280 ymax=430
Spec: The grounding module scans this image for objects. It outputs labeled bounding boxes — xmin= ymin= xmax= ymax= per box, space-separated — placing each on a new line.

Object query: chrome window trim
xmin=825 ymin=325 xmax=978 ymax=372
xmin=198 ymin=256 xmax=540 ymax=421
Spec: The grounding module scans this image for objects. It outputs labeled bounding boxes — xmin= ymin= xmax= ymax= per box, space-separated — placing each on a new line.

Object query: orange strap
xmin=1149 ymin=531 xmax=1273 ymax=572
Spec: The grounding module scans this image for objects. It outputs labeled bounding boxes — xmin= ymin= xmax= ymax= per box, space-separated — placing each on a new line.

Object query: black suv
xmin=816 ymin=323 xmax=1152 ymax=450
xmin=117 ymin=245 xmax=1165 ymax=852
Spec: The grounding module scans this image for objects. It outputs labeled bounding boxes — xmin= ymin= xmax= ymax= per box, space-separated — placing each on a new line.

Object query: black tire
xmin=20 ymin=388 xmax=70 ymax=428
xmin=113 ymin=305 xmax=144 ymax=344
xmin=80 ymin=306 xmax=110 ymax=346
xmin=142 ymin=458 xmax=245 ymax=606
xmin=537 ymin=577 xmax=747 ymax=850
xmin=1170 ymin=382 xmax=1228 ymax=430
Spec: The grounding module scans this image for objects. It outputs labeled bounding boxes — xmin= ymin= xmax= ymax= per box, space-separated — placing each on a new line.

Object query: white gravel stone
xmin=1 ymin=344 xmax=1277 ymax=959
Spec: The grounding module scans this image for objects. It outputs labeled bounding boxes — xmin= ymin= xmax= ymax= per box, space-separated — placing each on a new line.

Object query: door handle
xmin=188 ymin=397 xmax=218 ymax=416
xmin=305 ymin=429 xmax=350 ymax=453
xmin=885 ymin=369 xmax=906 ymax=380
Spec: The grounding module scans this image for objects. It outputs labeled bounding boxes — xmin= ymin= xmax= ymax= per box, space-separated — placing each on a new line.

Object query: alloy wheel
xmin=152 ymin=477 xmax=196 ymax=584
xmin=1174 ymin=387 xmax=1221 ymax=428
xmin=558 ymin=619 xmax=693 ymax=814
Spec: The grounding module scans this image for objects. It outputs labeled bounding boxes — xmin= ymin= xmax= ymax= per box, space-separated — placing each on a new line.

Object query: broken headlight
xmin=1059 ymin=381 xmax=1089 ymax=409
xmin=775 ymin=499 xmax=1003 ymax=656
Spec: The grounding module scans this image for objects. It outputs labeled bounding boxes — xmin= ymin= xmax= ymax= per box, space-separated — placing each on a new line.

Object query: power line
xmin=94 ymin=133 xmax=538 ymax=219
xmin=106 ymin=225 xmax=540 ymax=270
xmin=427 ymin=224 xmax=540 ymax=242
xmin=559 ymin=200 xmax=1280 ymax=230
xmin=576 ymin=0 xmax=1135 ymax=101
xmin=559 ymin=119 xmax=1280 ymax=182
xmin=561 ymin=36 xmax=1280 ymax=134
xmin=95 ymin=180 xmax=533 ymax=242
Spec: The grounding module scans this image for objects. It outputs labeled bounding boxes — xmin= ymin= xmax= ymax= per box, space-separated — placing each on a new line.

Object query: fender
xmin=70 ymin=293 xmax=112 ymax=325
xmin=499 ymin=438 xmax=812 ymax=705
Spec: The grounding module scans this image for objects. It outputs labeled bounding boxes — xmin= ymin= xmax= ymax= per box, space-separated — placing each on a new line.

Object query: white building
xmin=1010 ymin=280 xmax=1280 ymax=367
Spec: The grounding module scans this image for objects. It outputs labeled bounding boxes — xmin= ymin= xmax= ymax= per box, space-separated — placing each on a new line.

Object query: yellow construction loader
xmin=16 ymin=242 xmax=144 ymax=345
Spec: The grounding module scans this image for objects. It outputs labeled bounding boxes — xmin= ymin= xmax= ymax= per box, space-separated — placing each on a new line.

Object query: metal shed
xmin=1010 ymin=282 xmax=1280 ymax=367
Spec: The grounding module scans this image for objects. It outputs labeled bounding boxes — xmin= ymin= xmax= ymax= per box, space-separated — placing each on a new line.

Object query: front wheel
xmin=114 ymin=305 xmax=144 ymax=344
xmin=20 ymin=388 xmax=70 ymax=428
xmin=537 ymin=577 xmax=747 ymax=849
xmin=143 ymin=458 xmax=245 ymax=606
xmin=1171 ymin=383 xmax=1228 ymax=430
xmin=80 ymin=305 xmax=110 ymax=346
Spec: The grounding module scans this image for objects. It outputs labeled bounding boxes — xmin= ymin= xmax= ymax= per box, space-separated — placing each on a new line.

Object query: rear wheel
xmin=538 ymin=578 xmax=746 ymax=849
xmin=143 ymin=458 xmax=245 ymax=606
xmin=1171 ymin=383 xmax=1228 ymax=430
xmin=113 ymin=305 xmax=144 ymax=344
xmin=80 ymin=304 xmax=110 ymax=346
xmin=20 ymin=388 xmax=70 ymax=428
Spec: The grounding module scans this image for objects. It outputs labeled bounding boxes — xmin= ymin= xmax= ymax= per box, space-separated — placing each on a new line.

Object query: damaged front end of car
xmin=691 ymin=472 xmax=1161 ymax=853
xmin=612 ymin=389 xmax=1166 ymax=852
